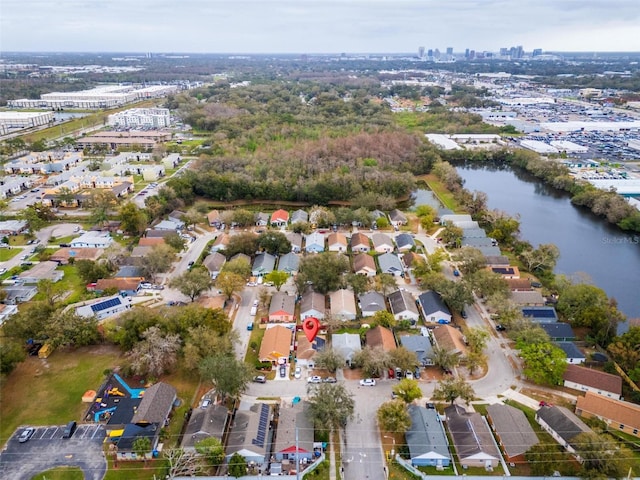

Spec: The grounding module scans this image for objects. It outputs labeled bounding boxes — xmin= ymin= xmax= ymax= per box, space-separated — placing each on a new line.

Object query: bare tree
xmin=165 ymin=448 xmax=203 ymax=479
xmin=127 ymin=326 xmax=181 ymax=377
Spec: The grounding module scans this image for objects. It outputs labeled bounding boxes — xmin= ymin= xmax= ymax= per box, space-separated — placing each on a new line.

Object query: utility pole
xmin=295 ymin=426 xmax=300 ymax=480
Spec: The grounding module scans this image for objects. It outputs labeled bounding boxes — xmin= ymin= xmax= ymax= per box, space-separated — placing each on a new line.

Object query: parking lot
xmin=0 ymin=424 xmax=107 ymax=480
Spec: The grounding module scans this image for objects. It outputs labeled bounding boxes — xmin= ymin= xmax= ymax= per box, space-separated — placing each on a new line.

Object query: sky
xmin=2 ymin=0 xmax=639 ymax=54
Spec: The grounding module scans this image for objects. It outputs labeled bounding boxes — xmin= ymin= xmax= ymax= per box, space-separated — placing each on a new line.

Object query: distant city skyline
xmin=1 ymin=0 xmax=639 ymax=54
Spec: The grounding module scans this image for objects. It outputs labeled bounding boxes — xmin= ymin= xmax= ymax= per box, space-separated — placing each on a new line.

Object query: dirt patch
xmin=341 ymin=367 xmax=364 ymax=380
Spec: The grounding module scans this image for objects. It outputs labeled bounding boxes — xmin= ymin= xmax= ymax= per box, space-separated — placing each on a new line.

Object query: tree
xmin=298 ymin=253 xmax=349 ymax=294
xmin=345 ymin=273 xmax=369 ymax=295
xmin=86 ymin=190 xmax=117 ymax=226
xmin=0 ymin=339 xmax=26 ymax=375
xmin=56 ymin=186 xmax=76 ymax=207
xmin=119 ymin=202 xmax=148 ymax=236
xmin=607 ymin=326 xmax=640 ymax=382
xmin=371 ymin=273 xmax=398 ymax=297
xmin=573 ymin=432 xmax=635 ymax=478
xmin=377 ymin=400 xmax=411 ymax=434
xmin=127 ymin=326 xmax=181 ymax=377
xmin=164 ymin=232 xmax=186 ymax=252
xmin=525 ymin=443 xmax=572 ymax=476
xmin=264 ymin=270 xmax=288 ymax=291
xmin=520 ymin=342 xmax=567 ymax=385
xmin=432 ymin=377 xmax=475 ymax=405
xmin=431 ymin=346 xmax=460 ymax=372
xmin=45 ymin=310 xmax=100 ymax=348
xmin=388 ymin=347 xmax=419 ymax=373
xmin=454 ymin=247 xmax=486 ymax=275
xmin=464 ymin=350 xmax=485 ymax=376
xmin=76 ymin=259 xmax=112 ymax=284
xmin=183 ymin=325 xmax=237 ymax=371
xmin=307 ymin=383 xmax=355 ymax=435
xmin=180 ymin=210 xmax=201 ymax=230
xmin=509 ymin=317 xmax=550 ymax=346
xmin=198 ymin=353 xmax=252 ymax=402
xmin=440 ymin=224 xmax=463 ymax=248
xmin=221 ymin=256 xmax=252 ymax=279
xmin=194 ymin=437 xmax=225 ymax=467
xmin=165 ymin=448 xmax=202 ymax=479
xmin=392 ymin=379 xmax=423 ymax=403
xmin=37 ymin=278 xmax=64 ymax=306
xmin=132 ymin=436 xmax=152 ymax=463
xmin=170 ymin=267 xmax=212 ymax=302
xmin=137 ymin=244 xmax=175 ymax=283
xmin=351 ymin=344 xmax=389 ymax=376
xmin=224 ymin=232 xmax=259 ymax=258
xmin=258 ymin=231 xmax=291 ymax=255
xmin=228 ymin=452 xmax=248 ymax=478
xmin=371 ymin=310 xmax=396 ymax=329
xmin=464 ymin=327 xmax=489 ymax=355
xmin=313 ymin=348 xmax=346 ymax=373
xmin=519 ymin=243 xmax=560 ymax=273
xmin=468 ymin=269 xmax=510 ymax=300
xmin=215 ymin=271 xmax=245 ymax=300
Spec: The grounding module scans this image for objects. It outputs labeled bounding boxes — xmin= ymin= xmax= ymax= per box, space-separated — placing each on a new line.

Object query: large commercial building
xmin=107 ymin=108 xmax=171 ymax=128
xmin=0 ymin=111 xmax=54 ymax=134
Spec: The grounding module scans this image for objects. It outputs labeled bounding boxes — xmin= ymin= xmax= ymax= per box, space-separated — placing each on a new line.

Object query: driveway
xmin=0 ymin=424 xmax=107 ymax=480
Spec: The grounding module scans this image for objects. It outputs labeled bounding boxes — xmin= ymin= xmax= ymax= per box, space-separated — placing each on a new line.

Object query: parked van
xmin=62 ymin=421 xmax=77 ymax=439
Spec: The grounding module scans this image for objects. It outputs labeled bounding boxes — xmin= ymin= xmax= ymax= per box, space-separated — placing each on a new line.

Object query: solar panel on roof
xmin=90 ymin=297 xmax=121 ymax=312
xmin=251 ymin=404 xmax=270 ymax=448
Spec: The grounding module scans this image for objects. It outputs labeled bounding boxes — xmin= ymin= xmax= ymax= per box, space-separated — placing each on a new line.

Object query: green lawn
xmin=420 ymin=174 xmax=463 ymax=213
xmin=57 ymin=264 xmax=95 ymax=305
xmin=0 ymin=346 xmax=125 ymax=445
xmin=31 ymin=466 xmax=84 ymax=480
xmin=50 ymin=234 xmax=79 ymax=245
xmin=0 ymin=248 xmax=20 ymax=261
xmin=103 ymin=457 xmax=166 ymax=480
xmin=8 ymin=235 xmax=29 ymax=246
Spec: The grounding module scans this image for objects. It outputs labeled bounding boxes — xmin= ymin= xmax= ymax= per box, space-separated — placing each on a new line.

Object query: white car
xmin=359 ymin=378 xmax=376 ymax=387
xmin=0 ymin=268 xmax=7 ymax=274
xmin=140 ymin=282 xmax=153 ymax=289
xmin=307 ymin=375 xmax=322 ymax=384
xmin=294 ymin=366 xmax=302 ymax=379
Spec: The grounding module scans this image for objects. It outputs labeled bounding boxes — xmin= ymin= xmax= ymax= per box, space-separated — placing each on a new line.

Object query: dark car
xmin=62 ymin=421 xmax=77 ymax=439
xmin=460 ymin=310 xmax=468 ymax=319
xmin=426 ymin=402 xmax=435 ymax=409
xmin=18 ymin=427 xmax=35 ymax=443
xmin=279 ymin=365 xmax=286 ymax=378
xmin=496 ymin=324 xmax=506 ymax=332
xmin=530 ymin=281 xmax=543 ymax=288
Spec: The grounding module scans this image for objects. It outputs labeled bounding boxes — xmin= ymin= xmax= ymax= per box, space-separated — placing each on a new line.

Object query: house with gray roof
xmin=540 ymin=323 xmax=576 ymax=341
xmin=268 ymin=292 xmax=296 ymax=323
xmin=277 ymin=252 xmax=300 ymax=275
xmin=181 ymin=403 xmax=228 ymax=451
xmin=304 ymin=231 xmax=325 ymax=253
xmin=203 ymin=252 xmax=226 ymax=278
xmin=445 ymin=404 xmax=501 ymax=469
xmin=555 ymin=342 xmax=585 ymax=364
xmin=406 ymin=405 xmax=451 ymax=467
xmin=290 ymin=209 xmax=308 ymax=224
xmin=332 ymin=333 xmax=361 ymax=365
xmin=395 ymin=233 xmax=415 ymax=251
xmin=329 ymin=289 xmax=357 ymax=321
xmin=229 ymin=252 xmax=251 ymax=268
xmin=255 ymin=212 xmax=270 ymax=227
xmin=3 ymin=285 xmax=37 ymax=305
xmin=131 ymin=382 xmax=177 ymax=426
xmin=378 ymin=252 xmax=404 ymax=276
xmin=417 ymin=291 xmax=451 ymax=324
xmin=521 ymin=306 xmax=558 ymax=323
xmin=461 ymin=227 xmax=488 ymax=238
xmin=510 ymin=290 xmax=545 ymax=306
xmin=389 ymin=209 xmax=408 ymax=226
xmin=477 ymin=245 xmax=502 ymax=257
xmin=535 ymin=405 xmax=592 ymax=455
xmin=400 ymin=335 xmax=435 ymax=366
xmin=17 ymin=261 xmax=64 ymax=284
xmin=462 ymin=236 xmax=496 ymax=248
xmin=486 ymin=403 xmax=539 ymax=462
xmin=273 ymin=402 xmax=315 ymax=462
xmin=252 ymin=252 xmax=276 ymax=277
xmin=388 ymin=289 xmax=420 ymax=323
xmin=372 ymin=233 xmax=394 ymax=253
xmin=286 ymin=232 xmax=303 ymax=253
xmin=439 ymin=214 xmax=472 ymax=225
xmin=226 ymin=401 xmax=273 ymax=467
xmin=358 ymin=291 xmax=386 ymax=317
xmin=300 ymin=290 xmax=325 ymax=320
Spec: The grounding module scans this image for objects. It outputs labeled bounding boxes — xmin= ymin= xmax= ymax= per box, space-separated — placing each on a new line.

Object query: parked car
xmin=307 ymin=376 xmax=322 ymax=384
xmin=530 ymin=281 xmax=543 ymax=288
xmin=395 ymin=367 xmax=403 ymax=379
xmin=460 ymin=310 xmax=468 ymax=319
xmin=405 ymin=370 xmax=414 ymax=380
xmin=246 ymin=323 xmax=254 ymax=331
xmin=201 ymin=399 xmax=211 ymax=409
xmin=359 ymin=378 xmax=376 ymax=387
xmin=294 ymin=366 xmax=301 ymax=379
xmin=0 ymin=268 xmax=7 ymax=274
xmin=388 ymin=367 xmax=395 ymax=379
xmin=323 ymin=376 xmax=337 ymax=383
xmin=279 ymin=365 xmax=287 ymax=378
xmin=18 ymin=427 xmax=35 ymax=443
xmin=253 ymin=375 xmax=266 ymax=384
xmin=453 ymin=269 xmax=460 ymax=277
xmin=496 ymin=324 xmax=506 ymax=332
xmin=414 ymin=368 xmax=421 ymax=379
xmin=62 ymin=421 xmax=77 ymax=439
xmin=140 ymin=282 xmax=153 ymax=289
xmin=426 ymin=402 xmax=435 ymax=409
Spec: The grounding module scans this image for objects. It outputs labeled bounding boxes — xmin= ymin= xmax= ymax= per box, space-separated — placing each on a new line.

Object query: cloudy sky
xmin=2 ymin=0 xmax=639 ymax=54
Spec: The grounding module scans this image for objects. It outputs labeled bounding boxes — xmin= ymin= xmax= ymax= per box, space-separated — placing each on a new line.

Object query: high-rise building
xmin=427 ymin=49 xmax=433 ymax=58
xmin=532 ymin=48 xmax=543 ymax=57
xmin=446 ymin=47 xmax=453 ymax=56
xmin=465 ymin=48 xmax=470 ymax=59
xmin=418 ymin=46 xmax=425 ymax=59
xmin=434 ymin=48 xmax=441 ymax=59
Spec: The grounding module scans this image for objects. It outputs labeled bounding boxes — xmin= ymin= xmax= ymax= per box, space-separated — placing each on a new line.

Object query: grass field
xmin=420 ymin=174 xmax=463 ymax=213
xmin=0 ymin=345 xmax=125 ymax=446
xmin=8 ymin=235 xmax=29 ymax=246
xmin=0 ymin=248 xmax=21 ymax=261
xmin=31 ymin=466 xmax=84 ymax=480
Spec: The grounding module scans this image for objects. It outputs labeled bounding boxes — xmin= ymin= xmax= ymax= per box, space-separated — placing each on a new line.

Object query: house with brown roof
xmin=270 ymin=209 xmax=289 ymax=227
xmin=510 ymin=290 xmax=545 ymax=306
xmin=432 ymin=325 xmax=467 ymax=356
xmin=563 ymin=365 xmax=622 ymax=399
xmin=445 ymin=405 xmax=501 ymax=469
xmin=327 ymin=232 xmax=348 ymax=252
xmin=95 ymin=278 xmax=142 ymax=296
xmin=259 ymin=325 xmax=293 ymax=362
xmin=505 ymin=278 xmax=532 ymax=291
xmin=489 ymin=266 xmax=520 ymax=279
xmin=203 ymin=252 xmax=226 ymax=278
xmin=210 ymin=233 xmax=229 ymax=252
xmin=353 ymin=253 xmax=376 ymax=276
xmin=486 ymin=403 xmax=539 ymax=463
xmin=402 ymin=251 xmax=425 ymax=269
xmin=365 ymin=326 xmax=396 ymax=352
xmin=350 ymin=232 xmax=371 ymax=252
xmin=138 ymin=237 xmax=165 ymax=247
xmin=575 ymin=391 xmax=640 ymax=438
xmin=50 ymin=247 xmax=104 ymax=264
xmin=268 ymin=292 xmax=296 ymax=323
xmin=207 ymin=210 xmax=222 ymax=228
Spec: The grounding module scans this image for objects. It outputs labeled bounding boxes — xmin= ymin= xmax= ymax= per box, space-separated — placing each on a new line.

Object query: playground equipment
xmin=107 ymin=387 xmax=125 ymax=397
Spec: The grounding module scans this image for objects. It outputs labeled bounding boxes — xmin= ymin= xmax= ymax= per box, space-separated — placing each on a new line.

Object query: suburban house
xmin=388 ymin=209 xmax=408 ymax=227
xmin=371 ymin=209 xmax=387 ymax=224
xmin=50 ymin=247 xmax=103 ymax=264
xmin=395 ymin=233 xmax=415 ymax=252
xmin=300 ymin=290 xmax=326 ymax=320
xmin=290 ymin=209 xmax=308 ymax=225
xmin=278 ymin=252 xmax=300 ymax=275
xmin=76 ymin=294 xmax=133 ymax=320
xmin=286 ymin=232 xmax=303 ymax=253
xmin=510 ymin=290 xmax=545 ymax=306
xmin=70 ymin=231 xmax=113 ymax=249
xmin=0 ymin=304 xmax=18 ymax=325
xmin=17 ymin=261 xmax=64 ymax=284
xmin=3 ymin=286 xmax=37 ymax=304
xmin=255 ymin=212 xmax=270 ymax=227
xmin=485 ymin=255 xmax=510 ymax=267
xmin=378 ymin=253 xmax=404 ymax=276
xmin=270 ymin=209 xmax=289 ymax=227
xmin=329 ymin=289 xmax=357 ymax=321
xmin=400 ymin=335 xmax=435 ymax=366
xmin=331 ymin=333 xmax=361 ymax=366
xmin=563 ymin=365 xmax=622 ymax=399
xmin=402 ymin=251 xmax=425 ymax=269
xmin=358 ymin=291 xmax=387 ymax=317
xmin=350 ymin=232 xmax=371 ymax=252
xmin=406 ymin=405 xmax=451 ymax=468
xmin=372 ymin=233 xmax=394 ymax=253
xmin=129 ymin=246 xmax=149 ymax=259
xmin=327 ymin=232 xmax=348 ymax=252
xmin=115 ymin=423 xmax=161 ymax=461
xmin=207 ymin=210 xmax=222 ymax=228
xmin=210 ymin=233 xmax=229 ymax=252
xmin=433 ymin=325 xmax=467 ymax=356
xmin=555 ymin=342 xmax=586 ymax=364
xmin=229 ymin=253 xmax=251 ymax=269
xmin=353 ymin=253 xmax=376 ymax=276
xmin=575 ymin=391 xmax=640 ymax=438
xmin=131 ymin=382 xmax=176 ymax=426
xmin=365 ymin=326 xmax=396 ymax=352
xmin=272 ymin=402 xmax=315 ymax=463
xmin=444 ymin=404 xmax=501 ymax=469
xmin=258 ymin=325 xmax=292 ymax=362
xmin=540 ymin=323 xmax=576 ymax=341
xmin=203 ymin=252 xmax=227 ymax=278
xmin=155 ymin=219 xmax=183 ymax=231
xmin=304 ymin=231 xmax=325 ymax=253
xmin=268 ymin=293 xmax=296 ymax=323
xmin=388 ymin=289 xmax=420 ymax=323
xmin=489 ymin=266 xmax=520 ymax=279
xmin=521 ymin=306 xmax=558 ymax=323
xmin=0 ymin=220 xmax=27 ymax=235
xmin=252 ymin=252 xmax=276 ymax=277
xmin=417 ymin=291 xmax=452 ymax=324
xmin=535 ymin=405 xmax=592 ymax=454
xmin=226 ymin=401 xmax=273 ymax=466
xmin=486 ymin=403 xmax=539 ymax=463
xmin=94 ymin=278 xmax=141 ymax=296
xmin=296 ymin=331 xmax=325 ymax=367
xmin=138 ymin=237 xmax=165 ymax=247
xmin=506 ymin=279 xmax=533 ymax=291
xmin=181 ymin=403 xmax=229 ymax=451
